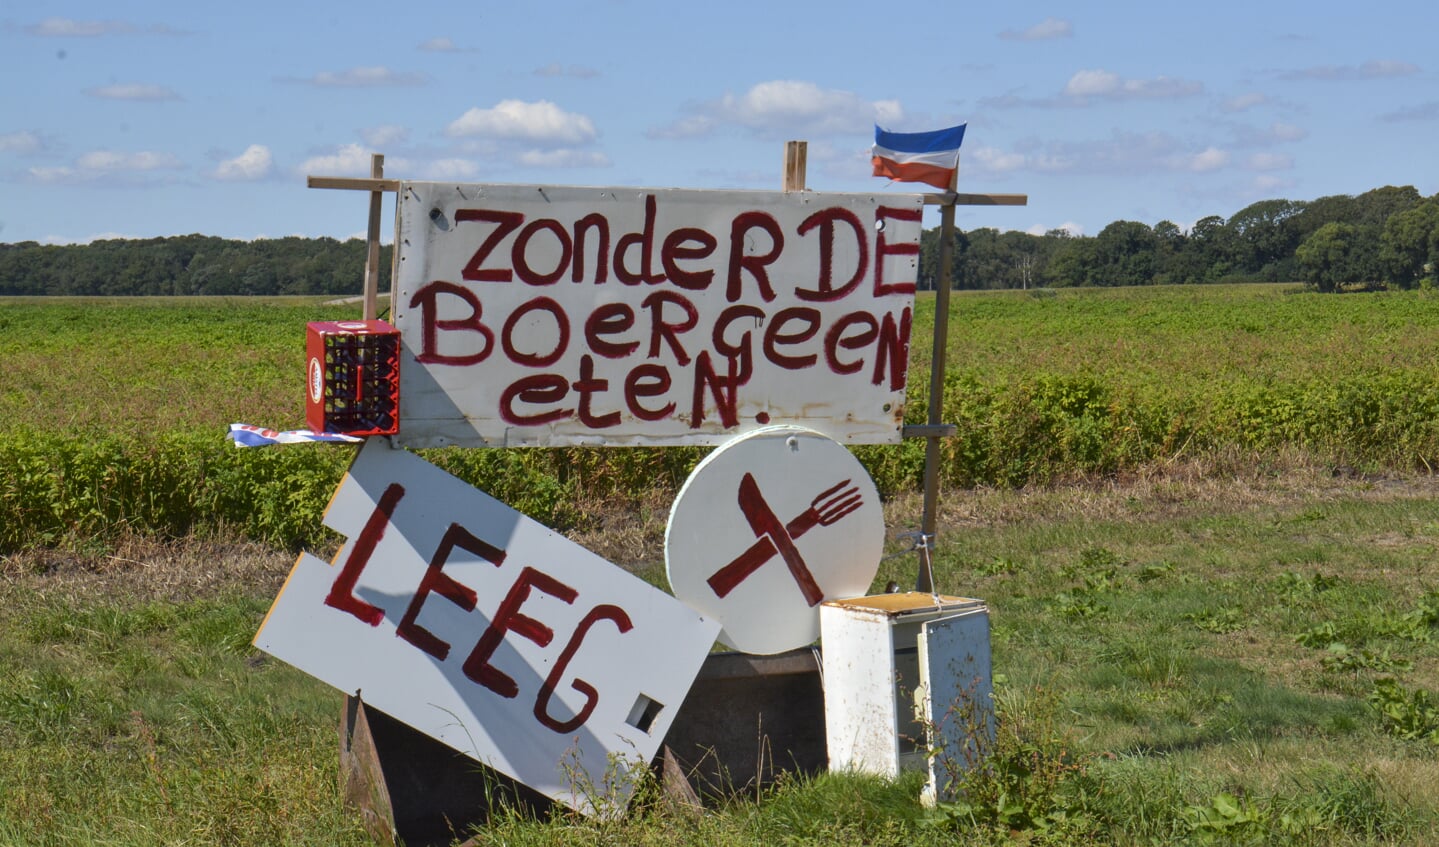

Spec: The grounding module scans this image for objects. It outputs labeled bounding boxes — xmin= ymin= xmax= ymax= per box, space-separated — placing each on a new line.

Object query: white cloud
xmin=691 ymin=80 xmax=903 ymax=138
xmin=418 ymin=37 xmax=462 ymax=52
xmin=967 ymin=132 xmax=1258 ymax=178
xmin=802 ymin=140 xmax=872 ymax=183
xmin=1281 ymin=59 xmax=1420 ymax=81
xmin=1184 ymin=147 xmax=1229 ymax=172
xmin=1360 ymin=60 xmax=1417 ymax=76
xmin=1379 ymin=101 xmax=1439 ymax=123
xmin=1063 ymin=69 xmax=1203 ymax=101
xmin=1252 ymin=174 xmax=1294 ymax=193
xmin=1231 ymin=121 xmax=1307 ymax=146
xmin=418 ymin=158 xmax=480 ymax=180
xmin=25 ymin=17 xmax=134 ymax=37
xmin=76 ymin=150 xmax=183 ymax=171
xmin=27 ymin=166 xmax=77 ymax=183
xmin=359 ymin=124 xmax=409 ymax=147
xmin=298 ymin=143 xmax=375 ymax=176
xmin=213 ymin=144 xmax=273 ymax=181
xmin=305 ymin=66 xmax=425 ymax=87
xmin=647 ymin=115 xmax=718 ymax=140
xmin=968 ymin=146 xmax=1027 ymax=174
xmin=446 ymin=100 xmax=598 ymax=145
xmin=0 ymin=130 xmax=43 ymax=154
xmin=25 ymin=149 xmax=184 ymax=184
xmin=976 ymin=91 xmax=1054 ymax=110
xmin=1000 ymin=17 xmax=1073 ymax=41
xmin=1064 ymin=69 xmax=1120 ymax=97
xmin=963 ymin=140 xmax=1081 ymax=176
xmin=23 ymin=17 xmax=185 ymax=37
xmin=85 ymin=83 xmax=180 ymax=101
xmin=516 ymin=149 xmax=612 ymax=168
xmin=1267 ymin=122 xmax=1307 ymax=142
xmin=1222 ymin=92 xmax=1268 ymax=112
xmin=534 ymin=63 xmax=600 ymax=79
xmin=1245 ymin=152 xmax=1292 ymax=171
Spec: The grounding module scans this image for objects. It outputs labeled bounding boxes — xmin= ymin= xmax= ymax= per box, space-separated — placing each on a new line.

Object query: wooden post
xmin=915 ymin=177 xmax=959 ymax=593
xmin=362 ymin=154 xmax=385 ymax=321
xmin=783 ymin=141 xmax=807 ymax=192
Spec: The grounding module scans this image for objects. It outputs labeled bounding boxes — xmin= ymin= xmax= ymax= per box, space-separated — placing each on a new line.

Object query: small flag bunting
xmin=227 ymin=423 xmax=363 ymax=447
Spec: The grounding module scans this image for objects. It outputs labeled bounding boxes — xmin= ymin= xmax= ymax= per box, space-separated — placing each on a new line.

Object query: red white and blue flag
xmin=871 ymin=123 xmax=967 ymax=191
xmin=227 ymin=423 xmax=362 ymax=447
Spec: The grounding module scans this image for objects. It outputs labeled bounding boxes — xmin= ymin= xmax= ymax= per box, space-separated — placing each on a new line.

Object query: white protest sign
xmin=254 ymin=439 xmax=720 ymax=815
xmin=664 ymin=426 xmax=884 ymax=654
xmin=392 ymin=183 xmax=923 ymax=448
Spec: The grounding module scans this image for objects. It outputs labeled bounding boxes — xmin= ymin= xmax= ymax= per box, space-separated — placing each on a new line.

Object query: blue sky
xmin=3 ymin=1 xmax=1436 ymax=245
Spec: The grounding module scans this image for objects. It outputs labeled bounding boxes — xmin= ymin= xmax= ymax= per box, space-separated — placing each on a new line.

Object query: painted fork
xmin=705 ymin=476 xmax=863 ymax=604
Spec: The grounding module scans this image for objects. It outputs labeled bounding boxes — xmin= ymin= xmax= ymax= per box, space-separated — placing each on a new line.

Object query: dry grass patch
xmin=1 ymin=534 xmax=293 ymax=605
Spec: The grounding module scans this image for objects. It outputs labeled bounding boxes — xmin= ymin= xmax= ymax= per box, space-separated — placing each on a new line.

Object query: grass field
xmin=0 ymin=297 xmax=350 ymax=435
xmin=3 ymin=284 xmax=1437 ymax=552
xmin=2 ymin=286 xmax=1438 ymax=845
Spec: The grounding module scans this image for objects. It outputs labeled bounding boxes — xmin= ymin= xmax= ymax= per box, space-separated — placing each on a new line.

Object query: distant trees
xmin=919 ymin=226 xmax=1066 ymax=290
xmin=0 ymin=236 xmax=391 ymax=297
xmin=3 ymin=184 xmax=1437 ymax=296
xmin=1295 ymin=222 xmax=1359 ymax=293
xmin=1227 ymin=199 xmax=1304 ymax=281
xmin=1285 ymin=186 xmax=1428 ymax=290
xmin=919 ymin=184 xmax=1436 ymax=292
xmin=1380 ymin=201 xmax=1439 ymax=288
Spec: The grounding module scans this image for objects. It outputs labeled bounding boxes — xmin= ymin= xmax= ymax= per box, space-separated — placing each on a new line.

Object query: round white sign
xmin=665 ymin=426 xmax=884 ymax=654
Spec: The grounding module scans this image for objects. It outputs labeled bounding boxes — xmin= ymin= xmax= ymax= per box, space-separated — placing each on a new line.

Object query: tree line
xmin=2 ymin=183 xmax=1436 ymax=296
xmin=919 ymin=184 xmax=1439 ymax=292
xmin=0 ymin=235 xmax=392 ymax=297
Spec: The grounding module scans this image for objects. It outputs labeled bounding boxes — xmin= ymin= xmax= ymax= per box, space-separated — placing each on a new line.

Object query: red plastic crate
xmin=305 ymin=320 xmax=400 ymax=436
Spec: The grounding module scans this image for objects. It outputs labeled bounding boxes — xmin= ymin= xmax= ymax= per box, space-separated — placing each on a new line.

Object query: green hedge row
xmin=3 ymin=367 xmax=1437 ymax=552
xmin=0 ymin=434 xmax=711 ymax=553
xmin=913 ymin=368 xmax=1439 ymax=488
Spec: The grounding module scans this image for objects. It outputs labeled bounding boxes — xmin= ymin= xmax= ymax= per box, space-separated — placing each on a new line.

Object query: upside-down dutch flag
xmin=227 ymin=423 xmax=363 ymax=447
xmin=872 ymin=123 xmax=967 ymax=191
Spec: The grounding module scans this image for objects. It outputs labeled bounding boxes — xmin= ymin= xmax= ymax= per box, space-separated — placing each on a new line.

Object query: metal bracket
xmin=902 ymin=424 xmax=957 ymax=439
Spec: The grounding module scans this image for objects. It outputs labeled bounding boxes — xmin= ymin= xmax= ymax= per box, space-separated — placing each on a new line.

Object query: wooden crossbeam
xmin=307 ymin=176 xmax=400 ymax=192
xmin=923 ymin=192 xmax=1028 ymax=206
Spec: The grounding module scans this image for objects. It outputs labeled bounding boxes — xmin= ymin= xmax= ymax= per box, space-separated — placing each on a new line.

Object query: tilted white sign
xmin=253 ymin=439 xmax=720 ymax=815
xmin=391 ymin=182 xmax=924 ymax=448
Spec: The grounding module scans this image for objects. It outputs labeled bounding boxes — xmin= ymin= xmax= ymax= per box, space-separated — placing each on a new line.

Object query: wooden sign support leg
xmin=904 ymin=169 xmax=1026 ymax=592
xmin=915 ymin=194 xmax=956 ymax=593
xmin=783 ymin=141 xmax=807 ymax=192
xmin=362 ymin=154 xmax=385 ymax=321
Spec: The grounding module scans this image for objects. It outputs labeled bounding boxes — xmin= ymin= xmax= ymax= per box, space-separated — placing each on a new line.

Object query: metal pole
xmin=916 ymin=197 xmax=956 ymax=592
